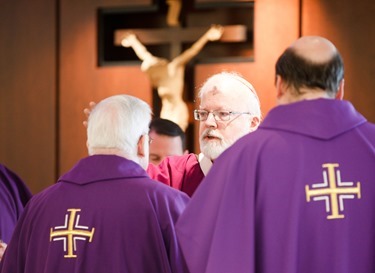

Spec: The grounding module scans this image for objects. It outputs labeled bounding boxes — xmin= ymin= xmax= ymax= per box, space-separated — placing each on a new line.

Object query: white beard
xmin=199 ymin=129 xmax=232 ymax=160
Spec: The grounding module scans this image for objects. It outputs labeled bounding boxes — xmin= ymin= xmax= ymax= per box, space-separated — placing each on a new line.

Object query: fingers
xmin=0 ymin=240 xmax=7 ymax=261
xmin=83 ymin=101 xmax=96 ymax=128
xmin=89 ymin=101 xmax=96 ymax=108
xmin=83 ymin=101 xmax=96 ymax=117
xmin=83 ymin=108 xmax=91 ymax=117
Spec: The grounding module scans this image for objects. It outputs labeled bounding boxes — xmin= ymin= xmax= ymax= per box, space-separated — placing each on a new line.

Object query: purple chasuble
xmin=0 ymin=164 xmax=32 ymax=244
xmin=176 ymin=99 xmax=375 ymax=273
xmin=0 ymin=155 xmax=189 ymax=273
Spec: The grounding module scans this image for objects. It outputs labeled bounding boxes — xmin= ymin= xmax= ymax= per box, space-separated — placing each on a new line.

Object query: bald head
xmin=290 ymin=36 xmax=338 ymax=64
xmin=275 ymin=36 xmax=344 ymax=98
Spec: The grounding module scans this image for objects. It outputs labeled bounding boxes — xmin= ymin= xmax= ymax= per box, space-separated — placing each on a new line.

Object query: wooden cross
xmin=110 ymin=2 xmax=249 ymax=133
xmin=114 ymin=25 xmax=248 ymax=59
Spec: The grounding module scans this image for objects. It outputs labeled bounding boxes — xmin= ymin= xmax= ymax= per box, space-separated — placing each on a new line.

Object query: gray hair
xmin=87 ymin=94 xmax=152 ymax=155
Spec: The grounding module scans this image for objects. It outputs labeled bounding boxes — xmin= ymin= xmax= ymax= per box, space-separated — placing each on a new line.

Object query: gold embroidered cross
xmin=50 ymin=208 xmax=95 ymax=258
xmin=305 ymin=163 xmax=361 ymax=220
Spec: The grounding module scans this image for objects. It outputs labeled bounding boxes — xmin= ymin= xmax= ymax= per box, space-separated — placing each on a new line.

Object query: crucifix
xmin=113 ymin=1 xmax=248 ymax=131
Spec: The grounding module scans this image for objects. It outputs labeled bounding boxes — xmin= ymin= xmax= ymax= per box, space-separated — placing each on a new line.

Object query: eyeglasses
xmin=140 ymin=134 xmax=153 ymax=145
xmin=193 ymin=110 xmax=251 ymax=122
xmin=147 ymin=134 xmax=153 ymax=144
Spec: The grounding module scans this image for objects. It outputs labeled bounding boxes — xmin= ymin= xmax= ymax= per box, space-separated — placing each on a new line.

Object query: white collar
xmin=198 ymin=153 xmax=213 ymax=176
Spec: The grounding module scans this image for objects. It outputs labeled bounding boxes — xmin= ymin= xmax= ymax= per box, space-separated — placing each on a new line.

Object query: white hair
xmin=198 ymin=71 xmax=262 ymax=120
xmin=87 ymin=94 xmax=152 ymax=156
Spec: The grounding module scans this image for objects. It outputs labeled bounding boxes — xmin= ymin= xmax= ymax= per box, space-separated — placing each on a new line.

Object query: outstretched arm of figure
xmin=121 ymin=32 xmax=155 ymax=61
xmin=172 ymin=24 xmax=224 ymax=65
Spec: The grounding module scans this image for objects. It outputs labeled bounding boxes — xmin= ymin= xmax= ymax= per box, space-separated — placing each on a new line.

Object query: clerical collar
xmin=198 ymin=153 xmax=213 ymax=176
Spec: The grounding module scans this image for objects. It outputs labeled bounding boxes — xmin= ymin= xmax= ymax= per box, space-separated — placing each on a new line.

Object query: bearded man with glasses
xmin=147 ymin=71 xmax=261 ymax=196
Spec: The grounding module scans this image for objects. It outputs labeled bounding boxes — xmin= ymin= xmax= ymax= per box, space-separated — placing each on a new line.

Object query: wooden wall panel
xmin=0 ymin=0 xmax=56 ymax=194
xmin=59 ymin=1 xmax=153 ymax=176
xmin=302 ymin=0 xmax=375 ymax=122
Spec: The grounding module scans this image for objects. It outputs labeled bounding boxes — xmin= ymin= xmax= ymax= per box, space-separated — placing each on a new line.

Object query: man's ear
xmin=250 ymin=116 xmax=260 ymax=132
xmin=137 ymin=135 xmax=146 ymax=157
xmin=335 ymin=79 xmax=345 ymax=100
xmin=275 ymin=75 xmax=284 ymax=99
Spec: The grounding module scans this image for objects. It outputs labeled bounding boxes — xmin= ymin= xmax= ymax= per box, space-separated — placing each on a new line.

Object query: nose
xmin=203 ymin=112 xmax=218 ymax=128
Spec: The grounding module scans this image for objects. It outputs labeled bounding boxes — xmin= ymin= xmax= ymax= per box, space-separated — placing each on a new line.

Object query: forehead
xmin=149 ymin=131 xmax=183 ymax=155
xmin=199 ymin=80 xmax=249 ymax=109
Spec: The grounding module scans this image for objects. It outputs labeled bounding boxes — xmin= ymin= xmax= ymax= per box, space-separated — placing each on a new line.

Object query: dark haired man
xmin=149 ymin=118 xmax=186 ymax=165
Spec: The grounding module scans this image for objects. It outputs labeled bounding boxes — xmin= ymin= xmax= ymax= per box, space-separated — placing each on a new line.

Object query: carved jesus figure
xmin=121 ymin=25 xmax=223 ymax=131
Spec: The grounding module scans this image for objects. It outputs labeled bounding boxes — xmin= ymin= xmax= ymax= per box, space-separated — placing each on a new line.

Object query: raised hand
xmin=83 ymin=101 xmax=96 ymax=128
xmin=121 ymin=32 xmax=137 ymax=48
xmin=206 ymin=24 xmax=224 ymax=41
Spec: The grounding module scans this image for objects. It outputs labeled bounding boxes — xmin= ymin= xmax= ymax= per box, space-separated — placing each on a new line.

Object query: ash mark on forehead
xmin=208 ymin=86 xmax=220 ymax=96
